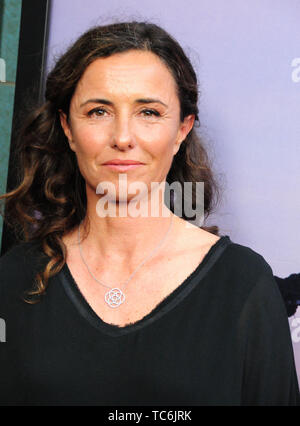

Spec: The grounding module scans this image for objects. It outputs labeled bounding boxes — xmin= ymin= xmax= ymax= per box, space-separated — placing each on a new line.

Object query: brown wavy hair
xmin=0 ymin=21 xmax=220 ymax=303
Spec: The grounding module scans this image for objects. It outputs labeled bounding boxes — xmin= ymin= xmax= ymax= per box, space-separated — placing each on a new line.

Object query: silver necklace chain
xmin=78 ymin=214 xmax=174 ymax=308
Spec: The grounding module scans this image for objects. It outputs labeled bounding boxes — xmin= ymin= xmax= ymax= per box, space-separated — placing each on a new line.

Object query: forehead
xmin=74 ymin=50 xmax=178 ymax=100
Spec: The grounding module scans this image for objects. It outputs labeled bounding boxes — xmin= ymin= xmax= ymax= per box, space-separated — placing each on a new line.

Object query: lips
xmin=103 ymin=159 xmax=144 ymax=165
xmin=103 ymin=163 xmax=144 ymax=171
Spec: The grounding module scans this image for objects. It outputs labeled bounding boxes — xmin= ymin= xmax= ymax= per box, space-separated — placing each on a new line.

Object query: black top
xmin=0 ymin=235 xmax=299 ymax=406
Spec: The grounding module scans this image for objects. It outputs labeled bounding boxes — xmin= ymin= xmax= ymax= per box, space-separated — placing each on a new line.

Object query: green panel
xmin=0 ymin=0 xmax=22 ymax=246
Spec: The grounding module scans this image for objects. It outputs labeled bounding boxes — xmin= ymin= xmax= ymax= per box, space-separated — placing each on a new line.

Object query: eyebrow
xmin=80 ymin=98 xmax=168 ymax=108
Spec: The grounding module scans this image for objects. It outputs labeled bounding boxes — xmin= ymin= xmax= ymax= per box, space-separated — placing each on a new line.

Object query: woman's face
xmin=60 ymin=50 xmax=194 ymax=202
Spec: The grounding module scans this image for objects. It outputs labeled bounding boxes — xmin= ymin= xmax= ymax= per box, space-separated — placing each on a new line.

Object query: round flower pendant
xmin=105 ymin=288 xmax=126 ymax=308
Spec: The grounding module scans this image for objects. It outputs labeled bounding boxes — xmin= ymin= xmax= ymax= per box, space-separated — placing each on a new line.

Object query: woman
xmin=0 ymin=21 xmax=299 ymax=406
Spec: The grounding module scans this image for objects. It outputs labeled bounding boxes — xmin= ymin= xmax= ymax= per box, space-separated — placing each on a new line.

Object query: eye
xmin=141 ymin=109 xmax=161 ymax=117
xmin=87 ymin=107 xmax=108 ymax=117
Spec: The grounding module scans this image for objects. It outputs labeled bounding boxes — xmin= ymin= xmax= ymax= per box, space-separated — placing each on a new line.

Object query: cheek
xmin=72 ymin=123 xmax=109 ymax=156
xmin=135 ymin=123 xmax=179 ymax=153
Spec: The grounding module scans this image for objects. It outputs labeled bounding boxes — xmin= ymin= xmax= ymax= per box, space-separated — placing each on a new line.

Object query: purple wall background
xmin=46 ymin=0 xmax=300 ymax=382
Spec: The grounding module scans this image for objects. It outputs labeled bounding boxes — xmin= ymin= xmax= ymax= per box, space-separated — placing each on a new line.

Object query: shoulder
xmin=177 ymin=220 xmax=273 ymax=286
xmin=207 ymin=236 xmax=281 ymax=306
xmin=205 ymin=239 xmax=290 ymax=330
xmin=190 ymin=224 xmax=269 ymax=275
xmin=0 ymin=240 xmax=47 ymax=293
xmin=0 ymin=240 xmax=43 ymax=267
xmin=221 ymin=238 xmax=274 ymax=280
xmin=176 ymin=218 xmax=221 ymax=255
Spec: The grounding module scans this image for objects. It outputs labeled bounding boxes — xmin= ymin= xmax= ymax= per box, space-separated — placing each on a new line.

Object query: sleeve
xmin=239 ymin=264 xmax=300 ymax=406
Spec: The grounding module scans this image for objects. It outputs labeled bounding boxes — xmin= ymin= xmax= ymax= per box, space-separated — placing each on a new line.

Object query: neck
xmin=78 ymin=186 xmax=181 ymax=269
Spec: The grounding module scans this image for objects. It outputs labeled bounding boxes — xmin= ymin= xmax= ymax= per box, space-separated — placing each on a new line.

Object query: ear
xmin=173 ymin=114 xmax=195 ymax=156
xmin=59 ymin=110 xmax=76 ymax=152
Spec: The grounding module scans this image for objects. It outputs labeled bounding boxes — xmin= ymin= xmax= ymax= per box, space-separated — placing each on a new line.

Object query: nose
xmin=111 ymin=113 xmax=136 ymax=150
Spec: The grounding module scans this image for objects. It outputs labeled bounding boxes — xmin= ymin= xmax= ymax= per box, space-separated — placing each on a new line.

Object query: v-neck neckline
xmin=58 ymin=235 xmax=232 ymax=337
